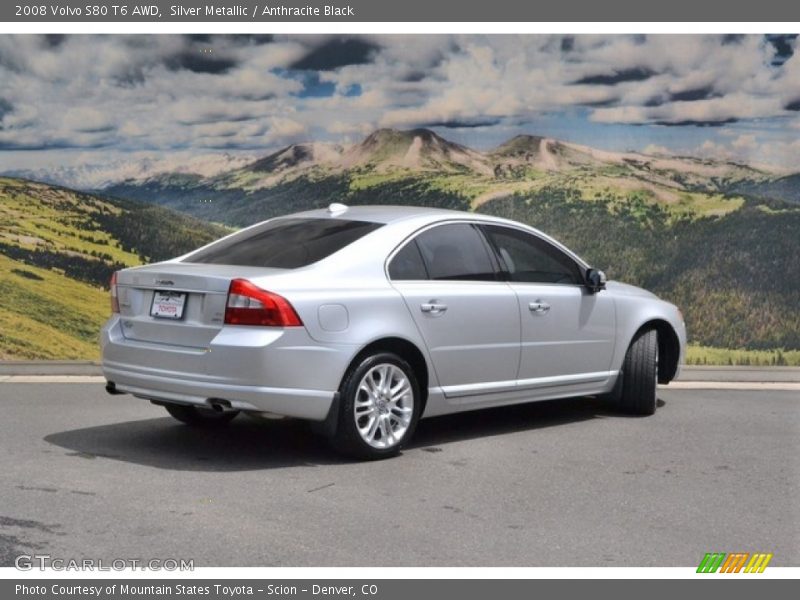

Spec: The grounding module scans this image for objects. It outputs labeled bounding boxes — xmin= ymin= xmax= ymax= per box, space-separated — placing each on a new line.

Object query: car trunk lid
xmin=115 ymin=262 xmax=288 ymax=348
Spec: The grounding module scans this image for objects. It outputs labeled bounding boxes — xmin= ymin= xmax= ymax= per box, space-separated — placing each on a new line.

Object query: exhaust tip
xmin=208 ymin=399 xmax=233 ymax=413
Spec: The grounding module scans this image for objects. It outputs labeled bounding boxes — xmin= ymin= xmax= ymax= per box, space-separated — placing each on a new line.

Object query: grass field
xmin=685 ymin=344 xmax=800 ymax=366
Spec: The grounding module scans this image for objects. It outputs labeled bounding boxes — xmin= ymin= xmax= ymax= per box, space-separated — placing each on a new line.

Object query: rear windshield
xmin=184 ymin=218 xmax=383 ymax=269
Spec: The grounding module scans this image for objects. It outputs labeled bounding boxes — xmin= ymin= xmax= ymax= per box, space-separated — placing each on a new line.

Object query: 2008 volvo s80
xmin=102 ymin=204 xmax=686 ymax=459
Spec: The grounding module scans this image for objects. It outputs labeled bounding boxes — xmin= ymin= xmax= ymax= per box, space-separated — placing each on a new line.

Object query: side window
xmin=414 ymin=223 xmax=497 ymax=281
xmin=483 ymin=225 xmax=582 ymax=285
xmin=388 ymin=240 xmax=429 ymax=280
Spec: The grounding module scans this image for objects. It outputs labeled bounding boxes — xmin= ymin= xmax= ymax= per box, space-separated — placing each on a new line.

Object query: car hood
xmin=605 ymin=281 xmax=659 ymax=300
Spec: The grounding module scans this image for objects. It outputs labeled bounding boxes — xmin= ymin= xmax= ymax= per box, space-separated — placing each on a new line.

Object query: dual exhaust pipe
xmin=106 ymin=381 xmax=234 ymax=413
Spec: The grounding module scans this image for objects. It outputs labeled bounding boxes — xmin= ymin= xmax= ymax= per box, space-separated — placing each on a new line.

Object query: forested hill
xmin=477 ymin=189 xmax=800 ymax=352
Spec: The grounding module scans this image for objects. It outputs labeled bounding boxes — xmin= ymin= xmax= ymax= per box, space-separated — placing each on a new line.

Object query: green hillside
xmin=0 ymin=177 xmax=228 ymax=359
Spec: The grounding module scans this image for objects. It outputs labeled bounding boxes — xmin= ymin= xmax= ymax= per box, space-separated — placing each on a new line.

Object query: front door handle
xmin=529 ymin=300 xmax=551 ymax=314
xmin=421 ymin=301 xmax=448 ymax=314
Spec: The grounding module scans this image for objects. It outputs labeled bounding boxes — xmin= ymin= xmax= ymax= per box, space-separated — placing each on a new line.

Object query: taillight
xmin=224 ymin=279 xmax=302 ymax=327
xmin=110 ymin=271 xmax=120 ymax=314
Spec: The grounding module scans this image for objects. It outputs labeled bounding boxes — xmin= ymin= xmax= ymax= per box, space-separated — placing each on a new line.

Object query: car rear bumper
xmin=101 ymin=316 xmax=354 ymax=420
xmin=104 ymin=364 xmax=335 ymax=419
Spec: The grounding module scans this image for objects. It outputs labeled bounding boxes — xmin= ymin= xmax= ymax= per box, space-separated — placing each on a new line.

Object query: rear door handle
xmin=421 ymin=301 xmax=448 ymax=314
xmin=529 ymin=300 xmax=551 ymax=314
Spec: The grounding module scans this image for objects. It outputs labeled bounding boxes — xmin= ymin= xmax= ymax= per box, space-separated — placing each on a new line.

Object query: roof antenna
xmin=327 ymin=203 xmax=348 ymax=215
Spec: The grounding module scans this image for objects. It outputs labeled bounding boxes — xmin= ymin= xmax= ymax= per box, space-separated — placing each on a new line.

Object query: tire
xmin=164 ymin=403 xmax=239 ymax=427
xmin=330 ymin=352 xmax=421 ymax=460
xmin=618 ymin=329 xmax=659 ymax=416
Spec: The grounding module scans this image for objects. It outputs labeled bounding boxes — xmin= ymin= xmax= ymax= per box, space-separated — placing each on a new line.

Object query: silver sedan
xmin=102 ymin=204 xmax=686 ymax=459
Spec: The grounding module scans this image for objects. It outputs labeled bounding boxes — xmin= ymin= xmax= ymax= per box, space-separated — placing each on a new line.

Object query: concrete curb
xmin=0 ymin=375 xmax=105 ymax=383
xmin=677 ymin=366 xmax=800 ymax=382
xmin=0 ymin=361 xmax=101 ymax=376
xmin=665 ymin=381 xmax=800 ymax=391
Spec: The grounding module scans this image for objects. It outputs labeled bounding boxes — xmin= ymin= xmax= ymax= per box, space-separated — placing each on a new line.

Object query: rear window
xmin=184 ymin=218 xmax=383 ymax=269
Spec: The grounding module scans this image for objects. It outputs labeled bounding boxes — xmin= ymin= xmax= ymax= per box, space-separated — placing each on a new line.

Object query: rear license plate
xmin=150 ymin=291 xmax=187 ymax=319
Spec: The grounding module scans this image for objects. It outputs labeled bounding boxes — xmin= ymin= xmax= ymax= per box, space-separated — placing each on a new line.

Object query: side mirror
xmin=585 ymin=268 xmax=607 ymax=293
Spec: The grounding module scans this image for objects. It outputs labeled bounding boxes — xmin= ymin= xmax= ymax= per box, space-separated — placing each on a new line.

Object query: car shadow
xmin=410 ymin=395 xmax=663 ymax=448
xmin=44 ymin=415 xmax=343 ymax=471
xmin=44 ymin=396 xmax=666 ymax=471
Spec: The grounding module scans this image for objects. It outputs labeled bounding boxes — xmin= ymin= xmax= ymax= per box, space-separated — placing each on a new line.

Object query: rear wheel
xmin=330 ymin=352 xmax=421 ymax=460
xmin=618 ymin=329 xmax=659 ymax=416
xmin=164 ymin=404 xmax=239 ymax=427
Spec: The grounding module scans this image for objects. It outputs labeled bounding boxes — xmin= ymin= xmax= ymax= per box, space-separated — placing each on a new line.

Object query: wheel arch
xmin=631 ymin=319 xmax=681 ymax=384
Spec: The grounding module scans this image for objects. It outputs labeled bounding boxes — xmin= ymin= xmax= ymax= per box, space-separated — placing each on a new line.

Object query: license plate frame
xmin=150 ymin=291 xmax=187 ymax=320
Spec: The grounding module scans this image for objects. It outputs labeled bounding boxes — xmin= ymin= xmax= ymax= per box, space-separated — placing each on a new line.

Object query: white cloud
xmin=267 ymin=116 xmax=307 ymax=140
xmin=61 ymin=106 xmax=115 ymax=133
xmin=1 ymin=33 xmax=799 ymax=177
xmin=693 ymin=133 xmax=799 ymax=171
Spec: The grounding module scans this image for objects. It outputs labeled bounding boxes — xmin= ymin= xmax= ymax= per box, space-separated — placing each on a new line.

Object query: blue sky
xmin=0 ymin=34 xmax=798 ymax=187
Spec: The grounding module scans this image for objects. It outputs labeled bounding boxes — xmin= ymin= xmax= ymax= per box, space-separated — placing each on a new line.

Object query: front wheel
xmin=330 ymin=352 xmax=421 ymax=460
xmin=164 ymin=403 xmax=239 ymax=427
xmin=618 ymin=329 xmax=659 ymax=416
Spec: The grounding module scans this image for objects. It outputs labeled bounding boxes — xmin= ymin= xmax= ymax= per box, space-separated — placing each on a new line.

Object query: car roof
xmin=288 ymin=205 xmax=591 ymax=270
xmin=289 ymin=204 xmax=509 ymax=226
xmin=218 ymin=203 xmax=590 ymax=271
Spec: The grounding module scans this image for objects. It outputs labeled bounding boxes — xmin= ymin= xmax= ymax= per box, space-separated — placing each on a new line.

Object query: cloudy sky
xmin=1 ymin=34 xmax=799 ymax=186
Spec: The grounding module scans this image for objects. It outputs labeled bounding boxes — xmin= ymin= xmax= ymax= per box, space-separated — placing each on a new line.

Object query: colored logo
xmin=697 ymin=552 xmax=773 ymax=573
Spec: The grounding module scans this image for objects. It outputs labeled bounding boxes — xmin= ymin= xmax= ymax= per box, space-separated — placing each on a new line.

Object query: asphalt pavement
xmin=0 ymin=383 xmax=797 ymax=567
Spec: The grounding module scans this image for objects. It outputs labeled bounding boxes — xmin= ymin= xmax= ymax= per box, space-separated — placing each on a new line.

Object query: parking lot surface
xmin=0 ymin=383 xmax=797 ymax=567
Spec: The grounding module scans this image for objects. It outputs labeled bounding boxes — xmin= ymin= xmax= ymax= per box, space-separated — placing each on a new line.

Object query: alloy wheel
xmin=353 ymin=363 xmax=414 ymax=449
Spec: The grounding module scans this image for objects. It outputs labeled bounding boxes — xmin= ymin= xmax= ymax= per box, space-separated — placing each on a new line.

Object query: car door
xmin=480 ymin=224 xmax=616 ymax=385
xmin=388 ymin=222 xmax=520 ymax=398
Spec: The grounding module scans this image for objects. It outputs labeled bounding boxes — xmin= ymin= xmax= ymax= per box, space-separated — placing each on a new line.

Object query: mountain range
xmin=4 ymin=153 xmax=256 ymax=191
xmin=99 ymin=128 xmax=798 ymax=226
